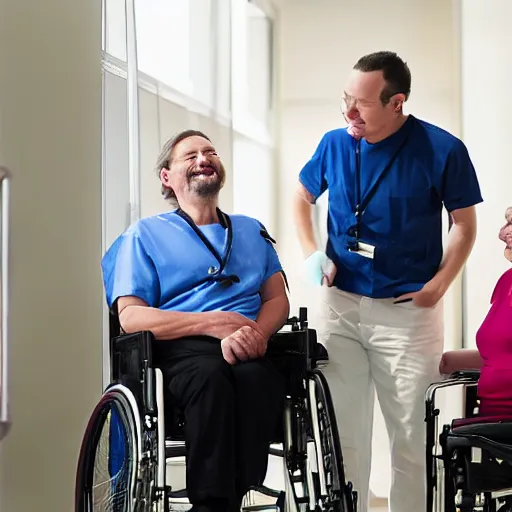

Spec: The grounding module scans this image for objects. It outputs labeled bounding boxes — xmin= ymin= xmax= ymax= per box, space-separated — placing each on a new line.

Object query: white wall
xmin=0 ymin=0 xmax=103 ymax=510
xmin=275 ymin=0 xmax=463 ymax=498
xmin=138 ymin=87 xmax=235 ymax=219
xmin=461 ymin=0 xmax=512 ymax=346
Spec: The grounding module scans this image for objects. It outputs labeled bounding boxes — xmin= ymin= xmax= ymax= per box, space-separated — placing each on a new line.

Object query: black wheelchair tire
xmin=75 ymin=386 xmax=139 ymax=512
xmin=309 ymin=370 xmax=355 ymax=512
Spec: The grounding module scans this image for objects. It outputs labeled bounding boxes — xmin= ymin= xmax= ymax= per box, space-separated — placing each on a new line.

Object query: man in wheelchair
xmin=101 ymin=130 xmax=290 ymax=512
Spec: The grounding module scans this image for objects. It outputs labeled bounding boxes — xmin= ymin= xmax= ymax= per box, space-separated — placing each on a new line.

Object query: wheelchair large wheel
xmin=308 ymin=370 xmax=355 ymax=512
xmin=75 ymin=385 xmax=141 ymax=512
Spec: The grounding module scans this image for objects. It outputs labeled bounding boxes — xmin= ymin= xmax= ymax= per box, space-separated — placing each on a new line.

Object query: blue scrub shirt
xmin=102 ymin=212 xmax=283 ymax=320
xmin=299 ymin=115 xmax=483 ymax=298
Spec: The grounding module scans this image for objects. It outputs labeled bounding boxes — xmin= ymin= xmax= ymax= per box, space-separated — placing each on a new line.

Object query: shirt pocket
xmin=372 ymin=195 xmax=430 ymax=281
xmin=388 ymin=195 xmax=432 ymax=242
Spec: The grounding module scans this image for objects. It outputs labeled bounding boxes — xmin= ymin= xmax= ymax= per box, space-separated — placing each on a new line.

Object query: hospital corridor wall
xmin=0 ymin=0 xmax=512 ymax=509
xmin=0 ymin=0 xmax=103 ymax=511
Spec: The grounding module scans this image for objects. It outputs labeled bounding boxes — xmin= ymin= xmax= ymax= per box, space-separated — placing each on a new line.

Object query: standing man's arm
xmin=430 ymin=206 xmax=477 ymax=294
xmin=293 ymin=134 xmax=337 ymax=286
xmin=293 ymin=183 xmax=317 ymax=257
xmin=395 ymin=139 xmax=483 ymax=307
xmin=293 ymin=183 xmax=336 ymax=286
xmin=396 ymin=207 xmax=477 ymax=307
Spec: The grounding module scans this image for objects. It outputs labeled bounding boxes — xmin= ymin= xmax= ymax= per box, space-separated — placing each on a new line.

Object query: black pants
xmin=155 ymin=337 xmax=285 ymax=509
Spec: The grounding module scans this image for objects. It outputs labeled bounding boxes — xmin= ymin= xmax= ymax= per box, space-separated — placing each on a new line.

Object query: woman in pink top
xmin=440 ymin=207 xmax=512 ymax=416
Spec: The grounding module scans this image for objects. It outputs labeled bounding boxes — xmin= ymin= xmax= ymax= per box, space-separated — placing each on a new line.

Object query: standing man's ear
xmin=392 ymin=93 xmax=406 ymax=112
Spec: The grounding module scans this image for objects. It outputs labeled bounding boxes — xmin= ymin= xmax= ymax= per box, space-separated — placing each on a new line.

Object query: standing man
xmin=293 ymin=51 xmax=482 ymax=512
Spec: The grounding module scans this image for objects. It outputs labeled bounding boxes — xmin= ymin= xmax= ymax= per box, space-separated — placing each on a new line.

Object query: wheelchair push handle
xmin=285 ymin=307 xmax=308 ymax=331
xmin=0 ymin=166 xmax=11 ymax=441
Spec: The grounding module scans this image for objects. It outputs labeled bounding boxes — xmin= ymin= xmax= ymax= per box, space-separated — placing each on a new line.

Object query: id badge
xmin=349 ymin=241 xmax=375 ymax=259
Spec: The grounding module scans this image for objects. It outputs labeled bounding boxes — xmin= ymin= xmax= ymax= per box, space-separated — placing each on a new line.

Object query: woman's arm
xmin=439 ymin=349 xmax=483 ymax=375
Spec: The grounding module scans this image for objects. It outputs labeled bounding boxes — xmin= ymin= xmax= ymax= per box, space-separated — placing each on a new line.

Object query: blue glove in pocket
xmin=303 ymin=250 xmax=327 ymax=286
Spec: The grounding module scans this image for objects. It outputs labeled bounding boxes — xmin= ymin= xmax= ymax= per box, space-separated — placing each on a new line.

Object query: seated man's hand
xmin=205 ymin=311 xmax=264 ymax=340
xmin=221 ymin=325 xmax=268 ymax=365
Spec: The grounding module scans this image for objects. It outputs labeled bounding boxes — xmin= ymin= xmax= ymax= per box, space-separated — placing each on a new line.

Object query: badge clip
xmin=348 ymin=241 xmax=375 ymax=259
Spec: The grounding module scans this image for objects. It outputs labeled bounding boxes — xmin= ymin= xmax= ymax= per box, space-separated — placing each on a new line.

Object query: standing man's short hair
xmin=353 ymin=51 xmax=411 ymax=104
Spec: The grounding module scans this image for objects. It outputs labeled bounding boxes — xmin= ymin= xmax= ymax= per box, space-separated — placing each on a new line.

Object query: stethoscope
xmin=175 ymin=207 xmax=240 ymax=287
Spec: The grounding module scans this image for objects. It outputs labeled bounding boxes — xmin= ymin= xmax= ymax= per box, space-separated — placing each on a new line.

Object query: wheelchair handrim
xmin=310 ymin=369 xmax=353 ymax=512
xmin=75 ymin=387 xmax=140 ymax=512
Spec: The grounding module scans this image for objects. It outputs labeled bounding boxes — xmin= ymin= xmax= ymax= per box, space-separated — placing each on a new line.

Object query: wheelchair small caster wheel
xmin=459 ymin=494 xmax=475 ymax=512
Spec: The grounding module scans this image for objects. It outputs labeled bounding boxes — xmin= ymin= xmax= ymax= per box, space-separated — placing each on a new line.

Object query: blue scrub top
xmin=299 ymin=115 xmax=483 ymax=298
xmin=102 ymin=211 xmax=283 ymax=321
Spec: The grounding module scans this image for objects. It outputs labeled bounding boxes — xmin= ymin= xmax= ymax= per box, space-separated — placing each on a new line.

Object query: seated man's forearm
xmin=256 ymin=273 xmax=290 ymax=338
xmin=119 ymin=304 xmax=209 ymax=340
xmin=256 ymin=296 xmax=290 ymax=339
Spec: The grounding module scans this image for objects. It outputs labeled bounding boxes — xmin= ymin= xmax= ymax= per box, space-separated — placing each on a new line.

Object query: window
xmin=231 ymin=0 xmax=273 ymax=142
xmin=135 ymin=0 xmax=213 ymax=106
xmin=246 ymin=3 xmax=272 ymax=126
xmin=213 ymin=0 xmax=232 ymax=118
xmin=103 ymin=0 xmax=127 ymax=61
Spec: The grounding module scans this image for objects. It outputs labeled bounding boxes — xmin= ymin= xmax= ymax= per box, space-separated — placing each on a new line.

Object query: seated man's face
xmin=163 ymin=136 xmax=226 ymax=202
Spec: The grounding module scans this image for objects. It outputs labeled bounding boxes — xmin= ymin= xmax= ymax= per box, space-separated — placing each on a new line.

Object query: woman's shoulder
xmin=491 ymin=268 xmax=512 ymax=303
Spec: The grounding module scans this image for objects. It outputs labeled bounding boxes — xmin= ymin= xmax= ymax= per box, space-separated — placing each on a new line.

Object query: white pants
xmin=319 ymin=287 xmax=444 ymax=512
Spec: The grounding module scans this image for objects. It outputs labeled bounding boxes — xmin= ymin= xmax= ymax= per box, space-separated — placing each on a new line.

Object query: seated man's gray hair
xmin=155 ymin=130 xmax=212 ymax=202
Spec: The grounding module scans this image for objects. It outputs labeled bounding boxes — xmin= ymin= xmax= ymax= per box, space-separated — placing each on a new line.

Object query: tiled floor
xmin=369 ymin=497 xmax=388 ymax=512
xmin=357 ymin=493 xmax=387 ymax=510
xmin=167 ymin=454 xmax=390 ymax=511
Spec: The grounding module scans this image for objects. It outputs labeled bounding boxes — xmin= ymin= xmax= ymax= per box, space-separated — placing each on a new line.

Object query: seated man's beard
xmin=193 ymin=179 xmax=221 ymax=197
xmin=187 ymin=173 xmax=222 ymax=197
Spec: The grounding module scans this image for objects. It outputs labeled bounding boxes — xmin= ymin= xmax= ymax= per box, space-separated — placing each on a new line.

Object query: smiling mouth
xmin=191 ymin=167 xmax=216 ymax=178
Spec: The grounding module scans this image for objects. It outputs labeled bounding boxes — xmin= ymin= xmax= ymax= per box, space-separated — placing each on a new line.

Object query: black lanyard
xmin=351 ymin=124 xmax=412 ymax=241
xmin=175 ymin=207 xmax=240 ymax=286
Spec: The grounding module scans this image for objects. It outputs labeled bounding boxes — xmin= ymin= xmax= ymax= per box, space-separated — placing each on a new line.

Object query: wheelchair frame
xmin=426 ymin=369 xmax=512 ymax=512
xmin=75 ymin=308 xmax=357 ymax=512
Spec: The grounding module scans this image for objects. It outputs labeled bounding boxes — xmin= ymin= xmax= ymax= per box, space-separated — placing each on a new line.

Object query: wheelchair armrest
xmin=267 ymin=329 xmax=308 ymax=356
xmin=426 ymin=373 xmax=479 ymax=404
xmin=449 ymin=369 xmax=481 ymax=382
xmin=425 ymin=371 xmax=481 ymax=423
xmin=314 ymin=341 xmax=329 ymax=364
xmin=110 ymin=330 xmax=156 ymax=414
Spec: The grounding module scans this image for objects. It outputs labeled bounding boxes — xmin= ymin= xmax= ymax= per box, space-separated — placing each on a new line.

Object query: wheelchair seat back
xmin=108 ymin=306 xmax=323 ymax=444
xmin=111 ymin=330 xmax=157 ymax=416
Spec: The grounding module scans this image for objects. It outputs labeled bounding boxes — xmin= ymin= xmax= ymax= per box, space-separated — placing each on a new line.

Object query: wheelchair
xmin=426 ymin=351 xmax=512 ymax=512
xmin=75 ymin=307 xmax=358 ymax=512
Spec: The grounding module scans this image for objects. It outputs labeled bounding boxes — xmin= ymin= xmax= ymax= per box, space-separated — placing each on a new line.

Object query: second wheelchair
xmin=426 ymin=350 xmax=512 ymax=512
